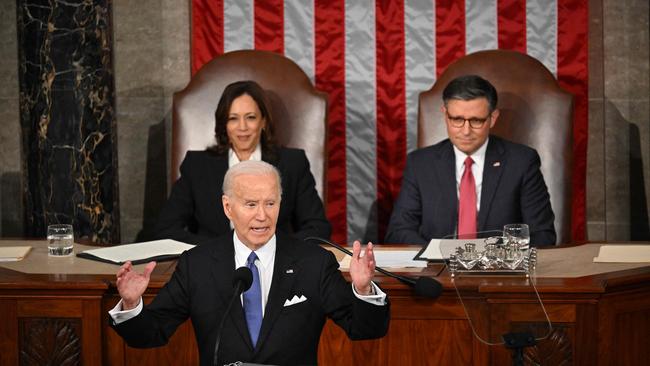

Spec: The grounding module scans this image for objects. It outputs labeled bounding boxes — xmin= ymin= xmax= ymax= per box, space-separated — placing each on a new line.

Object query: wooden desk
xmin=1 ymin=241 xmax=649 ymax=365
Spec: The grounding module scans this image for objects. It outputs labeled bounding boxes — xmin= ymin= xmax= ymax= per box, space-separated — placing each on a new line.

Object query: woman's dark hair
xmin=208 ymin=80 xmax=278 ymax=159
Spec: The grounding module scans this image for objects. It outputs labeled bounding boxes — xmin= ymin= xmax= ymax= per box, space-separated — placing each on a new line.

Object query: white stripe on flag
xmin=224 ymin=0 xmax=254 ymax=51
xmin=405 ymin=0 xmax=436 ymax=152
xmin=284 ymin=0 xmax=315 ymax=83
xmin=345 ymin=0 xmax=377 ymax=242
xmin=466 ymin=0 xmax=498 ymax=53
xmin=526 ymin=0 xmax=558 ymax=76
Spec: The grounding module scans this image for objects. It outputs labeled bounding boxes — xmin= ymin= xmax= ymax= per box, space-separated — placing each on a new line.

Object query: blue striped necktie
xmin=243 ymin=252 xmax=262 ymax=346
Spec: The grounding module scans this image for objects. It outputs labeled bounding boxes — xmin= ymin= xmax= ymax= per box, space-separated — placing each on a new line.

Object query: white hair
xmin=222 ymin=160 xmax=282 ymax=197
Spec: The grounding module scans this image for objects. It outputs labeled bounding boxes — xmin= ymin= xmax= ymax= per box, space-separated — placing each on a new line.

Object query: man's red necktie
xmin=458 ymin=156 xmax=477 ymax=238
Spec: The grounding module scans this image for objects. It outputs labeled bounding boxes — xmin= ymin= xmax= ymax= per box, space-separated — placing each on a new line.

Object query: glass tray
xmin=447 ymin=245 xmax=538 ymax=277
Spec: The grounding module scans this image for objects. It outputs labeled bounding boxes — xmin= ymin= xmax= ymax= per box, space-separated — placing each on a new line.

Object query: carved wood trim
xmin=19 ymin=318 xmax=82 ymax=366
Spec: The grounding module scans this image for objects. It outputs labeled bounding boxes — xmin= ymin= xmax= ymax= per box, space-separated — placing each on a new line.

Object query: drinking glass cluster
xmin=455 ymin=236 xmax=526 ymax=271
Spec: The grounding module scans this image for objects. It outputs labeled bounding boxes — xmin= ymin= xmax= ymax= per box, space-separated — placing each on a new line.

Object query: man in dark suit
xmin=110 ymin=160 xmax=389 ymax=365
xmin=385 ymin=75 xmax=556 ymax=246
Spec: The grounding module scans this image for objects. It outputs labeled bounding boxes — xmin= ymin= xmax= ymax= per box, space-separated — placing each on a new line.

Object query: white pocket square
xmin=283 ymin=294 xmax=307 ymax=307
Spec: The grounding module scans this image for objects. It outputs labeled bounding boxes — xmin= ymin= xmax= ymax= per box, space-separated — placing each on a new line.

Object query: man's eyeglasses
xmin=446 ymin=112 xmax=491 ymax=129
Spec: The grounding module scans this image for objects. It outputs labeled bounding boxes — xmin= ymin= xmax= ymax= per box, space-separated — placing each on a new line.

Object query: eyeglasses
xmin=446 ymin=112 xmax=491 ymax=129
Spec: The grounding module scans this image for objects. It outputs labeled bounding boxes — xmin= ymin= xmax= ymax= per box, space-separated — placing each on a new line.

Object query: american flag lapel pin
xmin=493 ymin=161 xmax=501 ymax=167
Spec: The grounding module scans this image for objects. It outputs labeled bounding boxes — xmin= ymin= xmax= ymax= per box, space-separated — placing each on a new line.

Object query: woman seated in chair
xmin=154 ymin=80 xmax=331 ymax=244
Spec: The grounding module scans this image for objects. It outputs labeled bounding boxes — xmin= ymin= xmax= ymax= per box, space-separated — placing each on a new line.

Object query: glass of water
xmin=47 ymin=224 xmax=74 ymax=256
xmin=503 ymin=223 xmax=530 ymax=251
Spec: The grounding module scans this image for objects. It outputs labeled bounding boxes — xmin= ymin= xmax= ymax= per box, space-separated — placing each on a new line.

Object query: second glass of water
xmin=47 ymin=224 xmax=74 ymax=256
xmin=503 ymin=223 xmax=530 ymax=251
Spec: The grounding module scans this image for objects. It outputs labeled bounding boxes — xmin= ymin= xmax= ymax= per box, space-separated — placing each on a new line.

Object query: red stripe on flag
xmin=557 ymin=0 xmax=588 ymax=241
xmin=376 ymin=1 xmax=406 ymax=241
xmin=191 ymin=0 xmax=224 ymax=75
xmin=436 ymin=0 xmax=466 ymax=77
xmin=254 ymin=0 xmax=284 ymax=53
xmin=315 ymin=0 xmax=347 ymax=243
xmin=497 ymin=0 xmax=527 ymax=52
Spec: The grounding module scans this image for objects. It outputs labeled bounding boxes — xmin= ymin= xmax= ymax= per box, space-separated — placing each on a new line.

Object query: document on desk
xmin=593 ymin=244 xmax=650 ymax=263
xmin=0 ymin=246 xmax=32 ymax=262
xmin=76 ymin=239 xmax=195 ymax=265
xmin=413 ymin=239 xmax=448 ymax=262
xmin=338 ymin=250 xmax=427 ymax=269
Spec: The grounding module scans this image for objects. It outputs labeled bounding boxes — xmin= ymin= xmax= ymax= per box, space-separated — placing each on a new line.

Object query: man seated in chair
xmin=385 ymin=75 xmax=556 ymax=246
xmin=109 ymin=160 xmax=389 ymax=366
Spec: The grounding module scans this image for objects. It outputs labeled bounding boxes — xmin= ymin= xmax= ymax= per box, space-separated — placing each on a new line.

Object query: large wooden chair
xmin=171 ymin=50 xmax=328 ymax=199
xmin=418 ymin=50 xmax=574 ymax=243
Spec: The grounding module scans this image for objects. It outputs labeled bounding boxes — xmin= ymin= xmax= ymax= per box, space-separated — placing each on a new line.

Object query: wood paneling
xmin=18 ymin=299 xmax=83 ymax=317
xmin=599 ymin=290 xmax=650 ymax=365
xmin=0 ymin=299 xmax=19 ymax=366
xmin=2 ymin=253 xmax=650 ymax=365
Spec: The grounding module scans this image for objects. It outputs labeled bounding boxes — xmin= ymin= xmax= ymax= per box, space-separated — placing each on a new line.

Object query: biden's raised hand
xmin=349 ymin=240 xmax=376 ymax=295
xmin=116 ymin=261 xmax=156 ymax=310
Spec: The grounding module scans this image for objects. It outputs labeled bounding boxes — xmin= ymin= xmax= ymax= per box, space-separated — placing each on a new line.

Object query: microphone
xmin=214 ymin=267 xmax=253 ymax=366
xmin=305 ymin=237 xmax=443 ymax=299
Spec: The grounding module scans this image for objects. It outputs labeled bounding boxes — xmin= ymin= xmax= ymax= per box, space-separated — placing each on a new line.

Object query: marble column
xmin=17 ymin=0 xmax=119 ymax=244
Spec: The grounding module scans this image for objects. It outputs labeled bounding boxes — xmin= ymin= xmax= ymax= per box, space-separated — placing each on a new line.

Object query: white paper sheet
xmin=593 ymin=245 xmax=650 ymax=263
xmin=338 ymin=250 xmax=426 ymax=269
xmin=0 ymin=246 xmax=32 ymax=262
xmin=417 ymin=239 xmax=445 ymax=260
xmin=77 ymin=239 xmax=195 ymax=265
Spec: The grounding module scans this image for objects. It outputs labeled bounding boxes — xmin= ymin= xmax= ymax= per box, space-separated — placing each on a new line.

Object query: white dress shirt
xmin=228 ymin=144 xmax=262 ymax=167
xmin=453 ymin=137 xmax=489 ymax=212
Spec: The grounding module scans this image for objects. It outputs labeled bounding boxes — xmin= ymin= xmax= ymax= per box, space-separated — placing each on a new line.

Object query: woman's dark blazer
xmin=153 ymin=147 xmax=331 ymax=244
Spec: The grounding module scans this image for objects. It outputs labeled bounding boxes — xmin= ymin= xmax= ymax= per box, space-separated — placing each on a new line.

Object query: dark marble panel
xmin=17 ymin=0 xmax=118 ymax=243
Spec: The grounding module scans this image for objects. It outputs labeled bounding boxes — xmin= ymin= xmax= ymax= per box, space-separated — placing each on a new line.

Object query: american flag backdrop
xmin=190 ymin=0 xmax=588 ymax=245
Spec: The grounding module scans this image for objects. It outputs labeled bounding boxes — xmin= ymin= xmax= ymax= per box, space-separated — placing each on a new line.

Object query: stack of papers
xmin=0 ymin=246 xmax=32 ymax=262
xmin=76 ymin=239 xmax=195 ymax=265
xmin=373 ymin=250 xmax=428 ymax=268
xmin=414 ymin=239 xmax=445 ymax=261
xmin=339 ymin=250 xmax=426 ymax=269
xmin=593 ymin=245 xmax=650 ymax=263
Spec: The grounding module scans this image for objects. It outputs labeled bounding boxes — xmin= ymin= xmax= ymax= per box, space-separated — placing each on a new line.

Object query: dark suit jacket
xmin=385 ymin=136 xmax=556 ymax=246
xmin=154 ymin=147 xmax=331 ymax=244
xmin=110 ymin=233 xmax=390 ymax=365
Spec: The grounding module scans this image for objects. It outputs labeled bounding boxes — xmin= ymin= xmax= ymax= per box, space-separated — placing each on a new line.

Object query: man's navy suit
xmin=110 ymin=232 xmax=390 ymax=365
xmin=385 ymin=136 xmax=556 ymax=246
xmin=153 ymin=147 xmax=331 ymax=244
